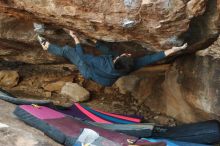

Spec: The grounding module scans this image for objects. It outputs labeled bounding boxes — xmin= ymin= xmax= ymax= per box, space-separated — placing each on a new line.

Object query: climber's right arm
xmin=68 ymin=30 xmax=84 ymax=56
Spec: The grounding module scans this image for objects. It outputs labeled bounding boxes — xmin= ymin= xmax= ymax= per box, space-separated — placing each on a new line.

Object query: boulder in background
xmin=61 ymin=82 xmax=90 ymax=102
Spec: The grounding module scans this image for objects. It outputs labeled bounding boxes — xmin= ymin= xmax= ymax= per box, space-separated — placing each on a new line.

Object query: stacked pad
xmin=56 ymin=103 xmax=141 ymax=124
xmin=53 ymin=104 xmax=220 ymax=145
xmin=0 ymin=88 xmax=139 ymax=124
xmin=152 ymin=120 xmax=220 ymax=144
xmin=1 ymin=88 xmax=218 ymax=145
xmin=0 ymin=88 xmax=51 ymax=105
xmin=14 ymin=105 xmax=163 ymax=146
xmin=86 ymin=122 xmax=155 ymax=138
xmin=14 ymin=105 xmax=215 ymax=146
xmin=144 ymin=138 xmax=210 ymax=146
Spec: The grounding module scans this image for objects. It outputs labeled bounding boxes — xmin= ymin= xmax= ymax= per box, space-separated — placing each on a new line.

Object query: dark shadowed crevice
xmin=180 ymin=0 xmax=219 ymax=51
xmin=1 ymin=0 xmax=14 ymax=5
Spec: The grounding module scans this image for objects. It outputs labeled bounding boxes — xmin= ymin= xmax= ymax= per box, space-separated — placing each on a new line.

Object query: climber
xmin=37 ymin=30 xmax=187 ymax=86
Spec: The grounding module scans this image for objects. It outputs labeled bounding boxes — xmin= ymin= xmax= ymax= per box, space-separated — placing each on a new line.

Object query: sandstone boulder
xmin=61 ymin=82 xmax=90 ymax=102
xmin=84 ymin=80 xmax=103 ymax=93
xmin=115 ymin=75 xmax=140 ymax=94
xmin=134 ymin=37 xmax=220 ymax=123
xmin=169 ymin=37 xmax=220 ymax=121
xmin=0 ymin=0 xmax=219 ymax=51
xmin=43 ymin=81 xmax=66 ymax=93
xmin=0 ymin=70 xmax=19 ymax=88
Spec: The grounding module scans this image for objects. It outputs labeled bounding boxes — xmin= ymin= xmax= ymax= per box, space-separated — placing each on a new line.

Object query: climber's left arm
xmin=164 ymin=43 xmax=188 ymax=56
xmin=133 ymin=43 xmax=188 ymax=70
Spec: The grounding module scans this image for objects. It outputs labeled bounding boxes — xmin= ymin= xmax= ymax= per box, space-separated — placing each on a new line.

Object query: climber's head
xmin=113 ymin=53 xmax=134 ymax=73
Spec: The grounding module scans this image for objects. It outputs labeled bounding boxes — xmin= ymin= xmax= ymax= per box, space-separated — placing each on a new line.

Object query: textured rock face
xmin=43 ymin=81 xmax=66 ymax=93
xmin=115 ymin=37 xmax=220 ymax=123
xmin=178 ymin=37 xmax=220 ymax=120
xmin=160 ymin=40 xmax=220 ymax=122
xmin=0 ymin=0 xmax=219 ymax=50
xmin=0 ymin=13 xmax=35 ymax=44
xmin=0 ymin=70 xmax=19 ymax=88
xmin=115 ymin=75 xmax=140 ymax=94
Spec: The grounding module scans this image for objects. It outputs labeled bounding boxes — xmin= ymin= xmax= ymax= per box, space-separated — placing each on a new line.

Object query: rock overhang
xmin=0 ymin=0 xmax=219 ymax=52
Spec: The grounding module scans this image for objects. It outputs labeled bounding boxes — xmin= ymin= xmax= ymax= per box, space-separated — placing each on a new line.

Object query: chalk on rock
xmin=166 ymin=36 xmax=184 ymax=47
xmin=61 ymin=82 xmax=90 ymax=102
xmin=124 ymin=0 xmax=138 ymax=8
xmin=33 ymin=23 xmax=45 ymax=34
xmin=0 ymin=123 xmax=9 ymax=128
xmin=122 ymin=19 xmax=136 ymax=28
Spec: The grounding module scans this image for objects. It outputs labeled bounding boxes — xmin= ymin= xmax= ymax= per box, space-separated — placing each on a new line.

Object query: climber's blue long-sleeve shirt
xmin=48 ymin=42 xmax=165 ymax=86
